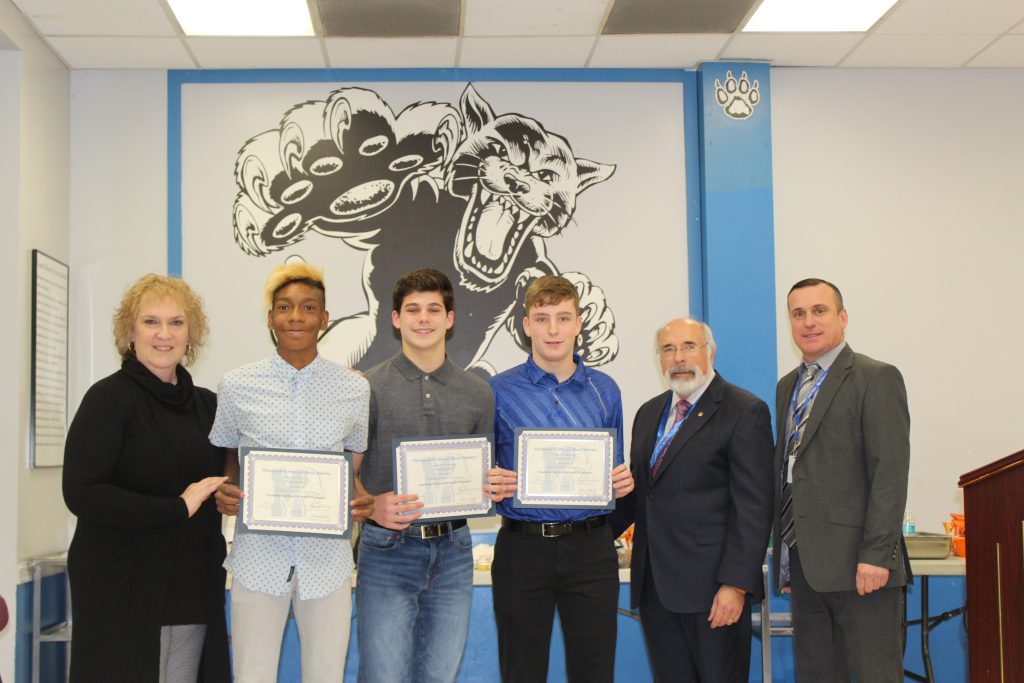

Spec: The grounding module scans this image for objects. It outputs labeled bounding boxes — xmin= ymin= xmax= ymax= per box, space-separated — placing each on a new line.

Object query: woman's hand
xmin=180 ymin=476 xmax=229 ymax=517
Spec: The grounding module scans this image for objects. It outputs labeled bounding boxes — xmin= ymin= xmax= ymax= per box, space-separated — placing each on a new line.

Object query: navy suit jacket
xmin=614 ymin=373 xmax=774 ymax=613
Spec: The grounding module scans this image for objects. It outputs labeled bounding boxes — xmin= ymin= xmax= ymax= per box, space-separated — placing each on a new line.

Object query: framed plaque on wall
xmin=31 ymin=249 xmax=69 ymax=467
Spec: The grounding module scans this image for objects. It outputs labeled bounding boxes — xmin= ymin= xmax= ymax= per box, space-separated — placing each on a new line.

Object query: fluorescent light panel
xmin=168 ymin=0 xmax=314 ymax=37
xmin=743 ymin=0 xmax=898 ymax=32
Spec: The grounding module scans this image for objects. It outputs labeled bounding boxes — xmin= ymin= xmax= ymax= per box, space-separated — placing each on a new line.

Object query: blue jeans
xmin=356 ymin=522 xmax=474 ymax=683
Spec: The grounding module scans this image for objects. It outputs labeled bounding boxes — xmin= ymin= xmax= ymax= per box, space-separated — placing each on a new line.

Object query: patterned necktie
xmin=651 ymin=399 xmax=691 ymax=476
xmin=780 ymin=363 xmax=820 ymax=548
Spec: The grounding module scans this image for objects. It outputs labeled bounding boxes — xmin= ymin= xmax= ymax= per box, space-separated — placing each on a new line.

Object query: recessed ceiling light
xmin=743 ymin=0 xmax=898 ymax=32
xmin=168 ymin=0 xmax=314 ymax=37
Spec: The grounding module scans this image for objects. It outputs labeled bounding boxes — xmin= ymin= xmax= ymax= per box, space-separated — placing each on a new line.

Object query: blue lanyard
xmin=789 ymin=366 xmax=829 ymax=441
xmin=649 ymin=396 xmax=692 ymax=467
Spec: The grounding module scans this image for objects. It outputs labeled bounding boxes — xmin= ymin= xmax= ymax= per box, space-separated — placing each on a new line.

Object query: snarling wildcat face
xmin=446 ymin=85 xmax=615 ymax=293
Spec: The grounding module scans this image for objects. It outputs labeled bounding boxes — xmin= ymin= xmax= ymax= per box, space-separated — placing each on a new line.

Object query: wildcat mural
xmin=232 ymin=83 xmax=618 ymax=374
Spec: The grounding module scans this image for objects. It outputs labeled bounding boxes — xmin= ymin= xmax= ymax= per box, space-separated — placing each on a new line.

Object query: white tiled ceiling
xmin=842 ymin=33 xmax=995 ymax=68
xmin=967 ymin=34 xmax=1024 ymax=67
xmin=47 ymin=36 xmax=193 ymax=68
xmin=589 ymin=34 xmax=729 ymax=68
xmin=185 ymin=37 xmax=324 ymax=69
xmin=7 ymin=0 xmax=1024 ymax=70
xmin=722 ymin=33 xmax=866 ymax=67
xmin=12 ymin=0 xmax=177 ymax=36
xmin=459 ymin=36 xmax=596 ymax=68
xmin=324 ymin=37 xmax=458 ymax=68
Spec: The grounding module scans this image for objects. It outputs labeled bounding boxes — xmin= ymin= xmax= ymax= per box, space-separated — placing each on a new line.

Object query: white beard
xmin=665 ymin=363 xmax=708 ymax=399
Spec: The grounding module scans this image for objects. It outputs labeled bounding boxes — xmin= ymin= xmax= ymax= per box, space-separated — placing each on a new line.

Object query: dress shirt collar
xmin=525 ymin=353 xmax=587 ymax=387
xmin=272 ymin=351 xmax=324 ymax=381
xmin=391 ymin=351 xmax=453 ymax=385
xmin=805 ymin=341 xmax=846 ymax=374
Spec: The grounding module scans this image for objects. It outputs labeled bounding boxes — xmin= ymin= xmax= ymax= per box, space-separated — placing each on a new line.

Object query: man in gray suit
xmin=772 ymin=278 xmax=910 ymax=681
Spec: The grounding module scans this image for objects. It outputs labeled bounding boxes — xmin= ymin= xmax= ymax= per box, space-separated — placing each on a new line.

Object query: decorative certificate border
xmin=513 ymin=428 xmax=616 ymax=510
xmin=393 ymin=434 xmax=495 ymax=521
xmin=240 ymin=447 xmax=352 ymax=538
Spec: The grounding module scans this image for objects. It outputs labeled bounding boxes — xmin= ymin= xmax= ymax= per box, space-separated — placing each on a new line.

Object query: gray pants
xmin=230 ymin=578 xmax=352 ymax=683
xmin=158 ymin=624 xmax=207 ymax=683
xmin=790 ymin=547 xmax=904 ymax=682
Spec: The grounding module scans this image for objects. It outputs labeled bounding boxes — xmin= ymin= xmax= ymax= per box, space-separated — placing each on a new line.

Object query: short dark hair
xmin=392 ymin=268 xmax=454 ymax=312
xmin=789 ymin=278 xmax=844 ymax=311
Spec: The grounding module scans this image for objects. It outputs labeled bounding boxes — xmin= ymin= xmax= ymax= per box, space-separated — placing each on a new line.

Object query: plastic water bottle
xmin=902 ymin=511 xmax=916 ymax=536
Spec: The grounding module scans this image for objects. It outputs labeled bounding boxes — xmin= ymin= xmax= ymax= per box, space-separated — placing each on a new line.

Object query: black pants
xmin=491 ymin=523 xmax=619 ymax=683
xmin=639 ymin=561 xmax=752 ymax=683
xmin=790 ymin=546 xmax=904 ymax=682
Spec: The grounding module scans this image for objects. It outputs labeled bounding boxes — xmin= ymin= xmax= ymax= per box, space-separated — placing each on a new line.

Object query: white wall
xmin=0 ymin=0 xmax=70 ymax=677
xmin=772 ymin=68 xmax=1024 ymax=534
xmin=68 ymin=70 xmax=167 ymax=402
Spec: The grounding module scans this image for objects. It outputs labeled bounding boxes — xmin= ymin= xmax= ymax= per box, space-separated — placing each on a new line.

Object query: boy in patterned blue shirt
xmin=212 ymin=262 xmax=374 ymax=683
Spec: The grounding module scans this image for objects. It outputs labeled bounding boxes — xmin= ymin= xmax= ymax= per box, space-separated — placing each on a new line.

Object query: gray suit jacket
xmin=771 ymin=344 xmax=911 ymax=593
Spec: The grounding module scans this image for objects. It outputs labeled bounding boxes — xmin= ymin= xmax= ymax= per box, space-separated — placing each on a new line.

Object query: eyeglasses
xmin=658 ymin=342 xmax=708 ymax=358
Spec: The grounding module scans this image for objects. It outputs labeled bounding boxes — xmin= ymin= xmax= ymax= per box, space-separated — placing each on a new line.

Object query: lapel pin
xmin=698 ymin=412 xmax=704 ymax=417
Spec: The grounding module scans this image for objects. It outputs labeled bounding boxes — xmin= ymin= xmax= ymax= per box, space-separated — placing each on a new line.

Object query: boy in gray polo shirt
xmin=354 ymin=268 xmax=504 ymax=683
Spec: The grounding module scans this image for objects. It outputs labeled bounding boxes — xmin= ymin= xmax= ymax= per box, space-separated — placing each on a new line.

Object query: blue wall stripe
xmin=696 ymin=62 xmax=777 ymax=406
xmin=167 ymin=72 xmax=183 ymax=277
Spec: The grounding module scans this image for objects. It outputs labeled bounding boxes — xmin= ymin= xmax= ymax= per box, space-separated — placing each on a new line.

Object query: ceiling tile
xmin=458 ymin=36 xmax=594 ymax=67
xmin=464 ymin=0 xmax=608 ymax=36
xmin=590 ymin=34 xmax=727 ymax=67
xmin=875 ymin=0 xmax=1024 ymax=35
xmin=967 ymin=34 xmax=1024 ymax=67
xmin=723 ymin=32 xmax=863 ymax=67
xmin=843 ymin=33 xmax=994 ymax=67
xmin=187 ymin=37 xmax=325 ymax=69
xmin=604 ymin=0 xmax=757 ymax=34
xmin=12 ymin=0 xmax=178 ymax=37
xmin=318 ymin=0 xmax=459 ymax=37
xmin=47 ymin=36 xmax=194 ymax=68
xmin=325 ymin=37 xmax=457 ymax=67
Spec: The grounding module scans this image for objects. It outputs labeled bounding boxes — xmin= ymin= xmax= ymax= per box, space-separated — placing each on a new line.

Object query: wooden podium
xmin=958 ymin=449 xmax=1024 ymax=682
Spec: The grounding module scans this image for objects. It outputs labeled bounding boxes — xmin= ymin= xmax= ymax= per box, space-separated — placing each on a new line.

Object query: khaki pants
xmin=230 ymin=578 xmax=352 ymax=683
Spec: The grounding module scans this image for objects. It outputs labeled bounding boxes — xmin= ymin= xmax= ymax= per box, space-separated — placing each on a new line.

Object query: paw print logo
xmin=714 ymin=71 xmax=760 ymax=120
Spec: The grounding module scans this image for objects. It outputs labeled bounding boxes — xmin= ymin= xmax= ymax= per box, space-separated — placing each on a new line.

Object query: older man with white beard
xmin=612 ymin=318 xmax=774 ymax=682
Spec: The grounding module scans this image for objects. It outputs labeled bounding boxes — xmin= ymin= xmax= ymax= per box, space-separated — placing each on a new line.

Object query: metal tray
xmin=905 ymin=532 xmax=952 ymax=559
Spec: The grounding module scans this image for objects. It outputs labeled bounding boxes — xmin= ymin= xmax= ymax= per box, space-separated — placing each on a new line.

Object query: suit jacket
xmin=771 ymin=344 xmax=911 ymax=593
xmin=614 ymin=373 xmax=774 ymax=613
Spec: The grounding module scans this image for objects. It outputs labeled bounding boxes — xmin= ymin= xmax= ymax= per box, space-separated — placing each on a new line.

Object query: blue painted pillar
xmin=693 ymin=61 xmax=777 ymax=406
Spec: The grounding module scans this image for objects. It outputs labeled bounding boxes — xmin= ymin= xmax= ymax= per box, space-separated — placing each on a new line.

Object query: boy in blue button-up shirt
xmin=488 ymin=275 xmax=634 ymax=683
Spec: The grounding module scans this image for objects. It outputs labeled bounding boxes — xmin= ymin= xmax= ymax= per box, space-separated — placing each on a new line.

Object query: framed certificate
xmin=240 ymin=447 xmax=353 ymax=537
xmin=513 ymin=428 xmax=616 ymax=510
xmin=393 ymin=434 xmax=494 ymax=521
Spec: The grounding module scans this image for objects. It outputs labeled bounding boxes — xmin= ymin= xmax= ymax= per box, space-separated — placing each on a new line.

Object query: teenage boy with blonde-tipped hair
xmin=212 ymin=262 xmax=374 ymax=683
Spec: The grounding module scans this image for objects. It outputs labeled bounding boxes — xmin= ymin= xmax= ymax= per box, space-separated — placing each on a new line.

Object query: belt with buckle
xmin=366 ymin=518 xmax=467 ymax=540
xmin=501 ymin=516 xmax=606 ymax=538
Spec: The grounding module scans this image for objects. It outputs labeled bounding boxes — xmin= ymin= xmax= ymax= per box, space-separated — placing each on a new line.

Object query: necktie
xmin=651 ymin=399 xmax=691 ymax=476
xmin=780 ymin=363 xmax=820 ymax=548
